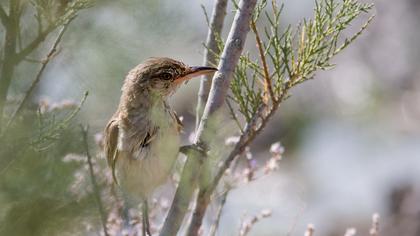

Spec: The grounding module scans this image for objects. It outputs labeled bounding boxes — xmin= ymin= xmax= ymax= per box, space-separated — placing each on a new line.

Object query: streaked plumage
xmin=103 ymin=57 xmax=216 ymax=235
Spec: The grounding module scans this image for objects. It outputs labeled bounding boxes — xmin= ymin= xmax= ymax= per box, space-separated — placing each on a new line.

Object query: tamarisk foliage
xmin=230 ymin=0 xmax=374 ymax=125
xmin=185 ymin=0 xmax=374 ymax=235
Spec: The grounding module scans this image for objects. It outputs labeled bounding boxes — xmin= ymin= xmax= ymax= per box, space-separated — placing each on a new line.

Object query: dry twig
xmin=239 ymin=209 xmax=272 ymax=236
xmin=81 ymin=125 xmax=109 ymax=236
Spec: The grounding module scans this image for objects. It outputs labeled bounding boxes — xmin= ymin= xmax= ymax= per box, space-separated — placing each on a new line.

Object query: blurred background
xmin=1 ymin=0 xmax=419 ymax=235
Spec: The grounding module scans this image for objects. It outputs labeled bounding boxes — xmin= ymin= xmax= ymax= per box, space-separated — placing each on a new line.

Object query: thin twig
xmin=196 ymin=0 xmax=228 ymax=129
xmin=239 ymin=209 xmax=272 ymax=236
xmin=81 ymin=125 xmax=109 ymax=236
xmin=200 ymin=4 xmax=211 ymax=27
xmin=3 ymin=17 xmax=74 ymax=133
xmin=250 ymin=20 xmax=275 ymax=103
xmin=14 ymin=24 xmax=57 ymax=63
xmin=208 ymin=188 xmax=230 ymax=236
xmin=225 ymin=98 xmax=243 ymax=133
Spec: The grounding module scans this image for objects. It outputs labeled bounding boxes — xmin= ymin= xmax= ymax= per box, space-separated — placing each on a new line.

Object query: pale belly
xmin=116 ymin=127 xmax=180 ymax=202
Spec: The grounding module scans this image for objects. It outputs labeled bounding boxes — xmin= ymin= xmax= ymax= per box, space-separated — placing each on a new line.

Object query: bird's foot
xmin=179 ymin=144 xmax=207 ymax=156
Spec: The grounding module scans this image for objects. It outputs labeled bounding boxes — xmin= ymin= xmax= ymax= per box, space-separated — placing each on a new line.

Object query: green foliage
xmin=31 ymin=92 xmax=88 ymax=151
xmin=229 ymin=0 xmax=374 ymax=123
xmin=32 ymin=0 xmax=93 ymax=26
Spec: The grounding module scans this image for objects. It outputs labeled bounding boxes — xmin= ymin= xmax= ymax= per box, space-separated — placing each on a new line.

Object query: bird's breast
xmin=116 ymin=105 xmax=181 ymax=200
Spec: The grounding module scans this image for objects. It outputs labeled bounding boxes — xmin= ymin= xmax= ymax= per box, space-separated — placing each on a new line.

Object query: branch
xmin=196 ymin=0 xmax=228 ymax=129
xmin=158 ymin=150 xmax=206 ymax=236
xmin=160 ymin=0 xmax=257 ymax=235
xmin=239 ymin=209 xmax=272 ymax=236
xmin=250 ymin=20 xmax=275 ymax=103
xmin=208 ymin=189 xmax=229 ymax=236
xmin=81 ymin=125 xmax=109 ymax=236
xmin=13 ymin=24 xmax=56 ymax=63
xmin=0 ymin=5 xmax=8 ymax=26
xmin=195 ymin=0 xmax=257 ymax=140
xmin=3 ymin=18 xmax=74 ymax=133
xmin=188 ymin=1 xmax=258 ymax=235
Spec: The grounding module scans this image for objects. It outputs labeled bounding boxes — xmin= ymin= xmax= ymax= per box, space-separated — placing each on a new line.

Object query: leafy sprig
xmin=230 ymin=0 xmax=374 ymax=122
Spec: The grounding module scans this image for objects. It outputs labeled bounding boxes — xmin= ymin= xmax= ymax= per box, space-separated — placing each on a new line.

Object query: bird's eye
xmin=160 ymin=72 xmax=172 ymax=80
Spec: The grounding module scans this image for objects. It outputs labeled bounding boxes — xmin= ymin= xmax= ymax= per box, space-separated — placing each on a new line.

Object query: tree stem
xmin=161 ymin=1 xmax=258 ymax=235
xmin=196 ymin=0 xmax=228 ymax=130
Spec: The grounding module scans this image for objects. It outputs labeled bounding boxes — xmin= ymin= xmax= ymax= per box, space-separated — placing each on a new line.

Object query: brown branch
xmin=161 ymin=0 xmax=257 ymax=235
xmin=81 ymin=125 xmax=109 ymax=236
xmin=3 ymin=18 xmax=74 ymax=133
xmin=250 ymin=20 xmax=275 ymax=103
xmin=196 ymin=0 xmax=228 ymax=129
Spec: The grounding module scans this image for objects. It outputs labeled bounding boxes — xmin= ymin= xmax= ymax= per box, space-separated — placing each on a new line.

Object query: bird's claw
xmin=179 ymin=144 xmax=207 ymax=156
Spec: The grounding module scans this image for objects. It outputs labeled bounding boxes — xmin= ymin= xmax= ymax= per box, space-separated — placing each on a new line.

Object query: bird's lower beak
xmin=175 ymin=66 xmax=218 ymax=84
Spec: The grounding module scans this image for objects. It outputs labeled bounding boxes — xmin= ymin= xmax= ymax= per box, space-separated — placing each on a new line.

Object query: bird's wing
xmin=104 ymin=117 xmax=120 ymax=183
xmin=104 ymin=116 xmax=159 ymax=184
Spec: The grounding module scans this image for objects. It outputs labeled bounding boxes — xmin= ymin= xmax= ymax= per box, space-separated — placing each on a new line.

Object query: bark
xmin=0 ymin=1 xmax=19 ymax=130
xmin=196 ymin=0 xmax=228 ymax=129
xmin=194 ymin=0 xmax=257 ymax=141
xmin=160 ymin=0 xmax=257 ymax=235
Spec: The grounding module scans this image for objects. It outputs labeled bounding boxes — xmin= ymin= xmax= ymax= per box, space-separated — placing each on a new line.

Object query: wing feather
xmin=104 ymin=117 xmax=120 ymax=184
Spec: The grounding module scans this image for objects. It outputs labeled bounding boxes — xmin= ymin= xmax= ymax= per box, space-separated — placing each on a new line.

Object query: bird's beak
xmin=175 ymin=66 xmax=218 ymax=84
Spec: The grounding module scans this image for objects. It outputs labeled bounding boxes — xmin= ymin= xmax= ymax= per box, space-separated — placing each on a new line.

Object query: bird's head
xmin=128 ymin=57 xmax=217 ymax=97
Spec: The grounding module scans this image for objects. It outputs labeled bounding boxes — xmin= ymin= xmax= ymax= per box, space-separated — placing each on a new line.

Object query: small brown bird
xmin=104 ymin=57 xmax=216 ymax=235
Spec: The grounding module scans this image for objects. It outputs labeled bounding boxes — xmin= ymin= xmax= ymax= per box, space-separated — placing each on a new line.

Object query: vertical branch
xmin=0 ymin=5 xmax=8 ymax=26
xmin=81 ymin=125 xmax=109 ymax=236
xmin=195 ymin=0 xmax=257 ymax=140
xmin=161 ymin=0 xmax=257 ymax=235
xmin=196 ymin=0 xmax=228 ymax=129
xmin=0 ymin=0 xmax=20 ymax=129
xmin=188 ymin=1 xmax=258 ymax=235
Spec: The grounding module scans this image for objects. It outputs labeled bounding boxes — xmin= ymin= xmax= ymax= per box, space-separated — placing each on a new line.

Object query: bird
xmin=103 ymin=57 xmax=217 ymax=235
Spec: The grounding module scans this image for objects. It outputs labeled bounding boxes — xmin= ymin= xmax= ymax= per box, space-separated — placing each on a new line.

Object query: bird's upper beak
xmin=175 ymin=66 xmax=218 ymax=84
